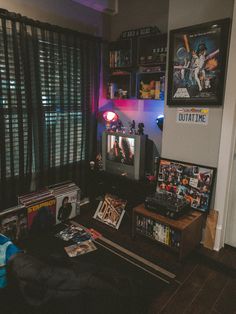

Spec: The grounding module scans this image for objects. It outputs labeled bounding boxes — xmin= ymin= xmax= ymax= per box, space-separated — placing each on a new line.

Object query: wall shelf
xmin=106 ymin=33 xmax=167 ymax=100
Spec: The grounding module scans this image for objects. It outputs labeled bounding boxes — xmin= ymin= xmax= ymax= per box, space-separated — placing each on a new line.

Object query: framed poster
xmin=167 ymin=18 xmax=230 ymax=106
xmin=156 ymin=158 xmax=216 ymax=213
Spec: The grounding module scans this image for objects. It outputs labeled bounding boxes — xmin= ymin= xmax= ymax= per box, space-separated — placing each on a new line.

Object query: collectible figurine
xmin=116 ymin=119 xmax=123 ymax=132
xmin=95 ymin=153 xmax=103 ymax=171
xmin=137 ymin=122 xmax=144 ymax=135
xmin=129 ymin=120 xmax=135 ymax=134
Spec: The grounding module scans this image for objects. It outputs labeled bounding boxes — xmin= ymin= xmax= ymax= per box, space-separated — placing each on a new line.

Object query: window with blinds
xmin=0 ymin=12 xmax=99 ymax=193
xmin=0 ymin=20 xmax=30 ymax=179
xmin=38 ymin=38 xmax=84 ymax=170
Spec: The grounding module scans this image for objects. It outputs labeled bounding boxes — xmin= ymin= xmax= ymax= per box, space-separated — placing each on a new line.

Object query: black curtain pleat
xmin=0 ymin=17 xmax=34 ymax=207
xmin=79 ymin=38 xmax=101 ymax=193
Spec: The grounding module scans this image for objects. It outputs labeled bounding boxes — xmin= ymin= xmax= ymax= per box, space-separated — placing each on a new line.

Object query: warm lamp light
xmin=103 ymin=111 xmax=118 ymax=122
xmin=103 ymin=111 xmax=119 ymax=130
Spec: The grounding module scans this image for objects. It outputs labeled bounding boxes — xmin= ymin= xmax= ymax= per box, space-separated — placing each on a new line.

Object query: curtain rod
xmin=0 ymin=8 xmax=102 ymax=42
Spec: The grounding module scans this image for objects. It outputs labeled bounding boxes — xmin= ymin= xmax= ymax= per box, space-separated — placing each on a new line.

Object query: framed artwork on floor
xmin=167 ymin=18 xmax=231 ymax=106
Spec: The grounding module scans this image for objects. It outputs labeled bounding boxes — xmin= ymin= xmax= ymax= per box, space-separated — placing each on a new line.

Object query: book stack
xmin=109 ymin=50 xmax=131 ymax=68
xmin=136 ymin=215 xmax=181 ymax=248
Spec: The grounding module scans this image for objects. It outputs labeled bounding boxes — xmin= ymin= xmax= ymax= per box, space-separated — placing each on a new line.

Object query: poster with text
xmin=167 ymin=19 xmax=230 ymax=106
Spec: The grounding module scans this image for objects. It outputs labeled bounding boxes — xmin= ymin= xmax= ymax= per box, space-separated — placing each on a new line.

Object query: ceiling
xmin=71 ymin=0 xmax=118 ymax=15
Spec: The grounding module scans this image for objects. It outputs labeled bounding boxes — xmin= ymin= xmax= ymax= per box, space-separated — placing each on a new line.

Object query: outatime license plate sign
xmin=176 ymin=108 xmax=209 ymax=125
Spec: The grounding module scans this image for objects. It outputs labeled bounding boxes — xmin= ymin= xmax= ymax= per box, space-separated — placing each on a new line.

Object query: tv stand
xmin=132 ymin=204 xmax=204 ymax=260
xmin=88 ymin=170 xmax=156 ymax=211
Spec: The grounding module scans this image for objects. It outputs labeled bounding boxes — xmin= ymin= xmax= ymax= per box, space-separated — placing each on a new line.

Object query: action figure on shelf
xmin=129 ymin=120 xmax=136 ymax=134
xmin=95 ymin=153 xmax=103 ymax=171
xmin=116 ymin=119 xmax=123 ymax=132
xmin=137 ymin=122 xmax=144 ymax=135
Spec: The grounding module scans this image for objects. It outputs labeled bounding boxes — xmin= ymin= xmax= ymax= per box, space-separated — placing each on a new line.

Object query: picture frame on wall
xmin=167 ymin=18 xmax=231 ymax=106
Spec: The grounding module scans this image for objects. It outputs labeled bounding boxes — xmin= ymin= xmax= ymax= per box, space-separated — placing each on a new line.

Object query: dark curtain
xmin=0 ymin=9 xmax=101 ymax=208
xmin=0 ymin=14 xmax=33 ymax=207
xmin=30 ymin=27 xmax=101 ymax=192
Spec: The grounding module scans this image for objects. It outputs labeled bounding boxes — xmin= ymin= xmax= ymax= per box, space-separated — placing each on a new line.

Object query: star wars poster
xmin=167 ymin=19 xmax=230 ymax=106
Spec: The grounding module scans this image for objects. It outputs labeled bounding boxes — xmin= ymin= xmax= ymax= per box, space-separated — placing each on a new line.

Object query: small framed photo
xmin=167 ymin=18 xmax=231 ymax=106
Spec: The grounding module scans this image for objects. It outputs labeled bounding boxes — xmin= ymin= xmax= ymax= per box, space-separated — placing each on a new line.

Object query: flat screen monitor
xmin=156 ymin=158 xmax=216 ymax=213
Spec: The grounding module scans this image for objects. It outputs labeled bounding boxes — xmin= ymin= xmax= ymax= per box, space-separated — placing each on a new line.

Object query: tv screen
xmin=156 ymin=158 xmax=216 ymax=213
xmin=102 ymin=131 xmax=146 ymax=180
xmin=106 ymin=134 xmax=135 ymax=166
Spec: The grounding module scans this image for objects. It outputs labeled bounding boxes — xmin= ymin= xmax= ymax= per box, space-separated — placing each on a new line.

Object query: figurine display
xmin=137 ymin=122 xmax=144 ymax=135
xmin=116 ymin=119 xmax=123 ymax=132
xmin=129 ymin=120 xmax=136 ymax=134
xmin=95 ymin=153 xmax=103 ymax=171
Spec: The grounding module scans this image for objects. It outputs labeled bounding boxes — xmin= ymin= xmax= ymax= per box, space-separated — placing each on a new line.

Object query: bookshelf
xmin=137 ymin=33 xmax=167 ymax=100
xmin=106 ymin=33 xmax=167 ymax=100
xmin=132 ymin=204 xmax=204 ymax=260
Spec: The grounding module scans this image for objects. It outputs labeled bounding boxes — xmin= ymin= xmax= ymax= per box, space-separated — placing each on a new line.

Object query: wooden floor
xmin=3 ymin=202 xmax=234 ymax=314
xmin=78 ymin=203 xmax=236 ymax=314
xmin=150 ymin=257 xmax=236 ymax=314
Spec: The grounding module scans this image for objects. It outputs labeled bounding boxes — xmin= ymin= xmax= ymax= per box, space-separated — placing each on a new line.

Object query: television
xmin=102 ymin=131 xmax=146 ymax=180
xmin=156 ymin=158 xmax=216 ymax=213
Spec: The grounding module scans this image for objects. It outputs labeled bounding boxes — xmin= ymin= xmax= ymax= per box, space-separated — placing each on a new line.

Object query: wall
xmin=0 ymin=0 xmax=110 ymax=38
xmin=162 ymin=0 xmax=235 ymax=250
xmin=214 ymin=1 xmax=236 ymax=249
xmin=99 ymin=0 xmax=169 ymax=165
xmin=162 ymin=0 xmax=234 ymax=167
xmin=110 ymin=0 xmax=169 ymax=41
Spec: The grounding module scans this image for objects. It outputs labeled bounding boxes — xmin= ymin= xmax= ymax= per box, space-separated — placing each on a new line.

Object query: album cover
xmin=64 ymin=240 xmax=97 ymax=257
xmin=93 ymin=194 xmax=127 ymax=229
xmin=0 ymin=205 xmax=28 ymax=242
xmin=54 ymin=189 xmax=80 ymax=224
xmin=26 ymin=197 xmax=56 ymax=232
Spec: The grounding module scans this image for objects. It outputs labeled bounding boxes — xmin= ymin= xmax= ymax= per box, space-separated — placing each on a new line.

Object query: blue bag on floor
xmin=0 ymin=234 xmax=21 ymax=288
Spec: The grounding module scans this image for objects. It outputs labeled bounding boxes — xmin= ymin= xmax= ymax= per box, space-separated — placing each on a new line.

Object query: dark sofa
xmin=5 ymin=251 xmax=147 ymax=314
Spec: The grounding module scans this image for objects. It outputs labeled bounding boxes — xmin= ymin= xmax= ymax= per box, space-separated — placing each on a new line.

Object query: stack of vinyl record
xmin=18 ymin=189 xmax=57 ymax=233
xmin=0 ymin=182 xmax=81 ymax=240
xmin=0 ymin=204 xmax=28 ymax=243
xmin=47 ymin=181 xmax=80 ymax=224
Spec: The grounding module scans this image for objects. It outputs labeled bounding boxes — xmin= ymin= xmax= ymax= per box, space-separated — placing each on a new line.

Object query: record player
xmin=145 ymin=190 xmax=191 ymax=219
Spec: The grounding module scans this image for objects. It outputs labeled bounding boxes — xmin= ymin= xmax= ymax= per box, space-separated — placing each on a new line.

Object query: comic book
xmin=0 ymin=205 xmax=28 ymax=242
xmin=93 ymin=194 xmax=127 ymax=229
xmin=64 ymin=240 xmax=97 ymax=257
xmin=55 ymin=224 xmax=85 ymax=241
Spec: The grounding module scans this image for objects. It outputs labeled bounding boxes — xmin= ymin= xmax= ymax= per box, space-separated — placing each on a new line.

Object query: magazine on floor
xmin=55 ymin=224 xmax=85 ymax=241
xmin=93 ymin=194 xmax=127 ymax=229
xmin=64 ymin=240 xmax=97 ymax=257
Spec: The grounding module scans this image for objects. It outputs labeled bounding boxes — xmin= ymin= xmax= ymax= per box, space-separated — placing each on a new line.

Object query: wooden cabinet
xmin=106 ymin=34 xmax=167 ymax=100
xmin=132 ymin=204 xmax=204 ymax=260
